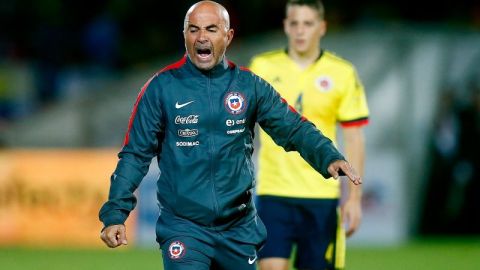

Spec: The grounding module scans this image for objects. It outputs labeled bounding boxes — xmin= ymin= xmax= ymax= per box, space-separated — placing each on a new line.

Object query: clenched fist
xmin=100 ymin=224 xmax=128 ymax=248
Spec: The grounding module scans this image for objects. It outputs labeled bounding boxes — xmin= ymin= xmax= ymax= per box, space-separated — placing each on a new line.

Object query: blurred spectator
xmin=420 ymin=89 xmax=461 ymax=234
xmin=454 ymin=84 xmax=480 ymax=233
xmin=30 ymin=0 xmax=69 ymax=107
xmin=0 ymin=60 xmax=35 ymax=125
xmin=0 ymin=65 xmax=15 ymax=120
xmin=82 ymin=11 xmax=119 ymax=70
xmin=0 ymin=0 xmax=479 ymax=123
xmin=421 ymin=84 xmax=480 ymax=235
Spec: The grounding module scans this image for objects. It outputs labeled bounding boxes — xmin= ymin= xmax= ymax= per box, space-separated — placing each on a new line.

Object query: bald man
xmin=99 ymin=1 xmax=361 ymax=269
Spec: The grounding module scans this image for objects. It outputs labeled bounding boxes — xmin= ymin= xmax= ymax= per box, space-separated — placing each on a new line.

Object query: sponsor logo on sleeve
xmin=224 ymin=92 xmax=246 ymax=115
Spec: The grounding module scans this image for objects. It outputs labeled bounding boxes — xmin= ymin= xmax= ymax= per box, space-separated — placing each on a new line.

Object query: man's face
xmin=184 ymin=4 xmax=234 ymax=71
xmin=284 ymin=5 xmax=326 ymax=55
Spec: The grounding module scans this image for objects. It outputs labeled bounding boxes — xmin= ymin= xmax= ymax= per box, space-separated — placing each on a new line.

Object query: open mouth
xmin=295 ymin=39 xmax=305 ymax=45
xmin=196 ymin=47 xmax=212 ymax=60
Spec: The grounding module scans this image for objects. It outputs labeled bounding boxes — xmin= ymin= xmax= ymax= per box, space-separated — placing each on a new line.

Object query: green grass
xmin=1 ymin=238 xmax=479 ymax=270
xmin=347 ymin=238 xmax=480 ymax=270
xmin=0 ymin=247 xmax=162 ymax=270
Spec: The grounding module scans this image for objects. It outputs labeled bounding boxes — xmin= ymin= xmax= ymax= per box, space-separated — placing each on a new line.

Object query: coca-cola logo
xmin=175 ymin=115 xmax=199 ymax=125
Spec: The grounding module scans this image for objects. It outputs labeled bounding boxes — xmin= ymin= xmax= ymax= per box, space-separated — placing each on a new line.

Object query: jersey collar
xmin=284 ymin=47 xmax=325 ymax=64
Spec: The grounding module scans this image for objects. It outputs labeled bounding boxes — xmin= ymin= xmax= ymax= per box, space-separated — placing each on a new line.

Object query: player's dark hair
xmin=286 ymin=0 xmax=325 ymax=19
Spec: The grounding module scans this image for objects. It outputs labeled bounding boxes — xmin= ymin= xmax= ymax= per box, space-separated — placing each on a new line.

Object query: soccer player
xmin=99 ymin=1 xmax=361 ymax=270
xmin=249 ymin=0 xmax=369 ymax=269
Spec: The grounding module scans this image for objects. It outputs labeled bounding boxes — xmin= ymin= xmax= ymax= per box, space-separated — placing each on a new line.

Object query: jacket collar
xmin=185 ymin=54 xmax=232 ymax=78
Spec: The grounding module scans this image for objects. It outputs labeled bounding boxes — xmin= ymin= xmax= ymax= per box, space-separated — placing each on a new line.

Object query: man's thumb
xmin=118 ymin=226 xmax=128 ymax=245
xmin=328 ymin=166 xmax=339 ymax=179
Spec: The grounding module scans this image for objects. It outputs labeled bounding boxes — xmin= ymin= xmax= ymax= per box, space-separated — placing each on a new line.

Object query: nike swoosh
xmin=175 ymin=101 xmax=195 ymax=109
xmin=248 ymin=256 xmax=257 ymax=264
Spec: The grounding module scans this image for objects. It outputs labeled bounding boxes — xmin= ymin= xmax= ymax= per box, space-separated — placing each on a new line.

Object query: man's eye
xmin=207 ymin=28 xmax=218 ymax=33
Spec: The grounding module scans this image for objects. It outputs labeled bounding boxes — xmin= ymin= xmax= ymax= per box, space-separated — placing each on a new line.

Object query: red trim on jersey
xmin=340 ymin=118 xmax=369 ymax=127
xmin=280 ymin=97 xmax=308 ymax=122
xmin=227 ymin=60 xmax=236 ymax=69
xmin=159 ymin=55 xmax=187 ymax=73
xmin=123 ymin=77 xmax=153 ymax=146
xmin=227 ymin=60 xmax=249 ymax=72
xmin=123 ymin=56 xmax=187 ymax=146
xmin=224 ymin=58 xmax=249 ymax=72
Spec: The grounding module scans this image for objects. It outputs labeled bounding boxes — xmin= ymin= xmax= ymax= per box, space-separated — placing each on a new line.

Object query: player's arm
xmin=342 ymin=126 xmax=365 ymax=237
xmin=99 ymin=76 xmax=164 ymax=247
xmin=336 ymin=66 xmax=369 ymax=236
xmin=253 ymin=75 xmax=360 ymax=184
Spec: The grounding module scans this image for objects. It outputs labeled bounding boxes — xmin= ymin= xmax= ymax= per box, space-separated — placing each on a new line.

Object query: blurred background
xmin=0 ymin=0 xmax=479 ymax=269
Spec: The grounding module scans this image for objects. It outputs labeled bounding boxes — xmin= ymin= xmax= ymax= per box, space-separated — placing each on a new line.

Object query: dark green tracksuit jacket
xmin=99 ymin=55 xmax=344 ymax=245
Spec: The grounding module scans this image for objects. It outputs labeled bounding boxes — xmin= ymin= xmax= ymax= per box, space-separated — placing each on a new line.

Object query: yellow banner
xmin=0 ymin=149 xmax=136 ymax=247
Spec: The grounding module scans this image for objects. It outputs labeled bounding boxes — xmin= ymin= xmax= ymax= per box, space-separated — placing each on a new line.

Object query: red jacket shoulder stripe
xmin=280 ymin=97 xmax=308 ymax=122
xmin=123 ymin=76 xmax=155 ymax=146
xmin=123 ymin=56 xmax=187 ymax=146
xmin=227 ymin=59 xmax=249 ymax=72
xmin=158 ymin=55 xmax=187 ymax=74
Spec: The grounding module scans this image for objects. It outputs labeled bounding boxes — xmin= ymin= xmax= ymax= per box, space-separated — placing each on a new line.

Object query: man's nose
xmin=198 ymin=29 xmax=209 ymax=42
xmin=296 ymin=25 xmax=305 ymax=35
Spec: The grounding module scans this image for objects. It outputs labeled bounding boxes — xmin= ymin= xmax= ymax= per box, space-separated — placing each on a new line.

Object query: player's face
xmin=184 ymin=4 xmax=234 ymax=71
xmin=284 ymin=5 xmax=326 ymax=55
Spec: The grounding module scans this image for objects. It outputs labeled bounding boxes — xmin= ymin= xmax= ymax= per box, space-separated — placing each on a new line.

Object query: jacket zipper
xmin=206 ymin=73 xmax=220 ymax=219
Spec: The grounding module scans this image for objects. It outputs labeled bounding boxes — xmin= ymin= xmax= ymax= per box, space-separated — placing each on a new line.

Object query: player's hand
xmin=100 ymin=224 xmax=128 ymax=248
xmin=341 ymin=197 xmax=362 ymax=237
xmin=327 ymin=160 xmax=362 ymax=185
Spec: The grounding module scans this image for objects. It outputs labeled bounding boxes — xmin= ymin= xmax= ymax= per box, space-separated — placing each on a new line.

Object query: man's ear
xmin=319 ymin=20 xmax=327 ymax=37
xmin=283 ymin=18 xmax=289 ymax=36
xmin=226 ymin=28 xmax=234 ymax=46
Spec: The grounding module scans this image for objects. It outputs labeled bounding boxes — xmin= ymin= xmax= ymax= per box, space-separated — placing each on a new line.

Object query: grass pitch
xmin=347 ymin=238 xmax=480 ymax=270
xmin=1 ymin=238 xmax=479 ymax=270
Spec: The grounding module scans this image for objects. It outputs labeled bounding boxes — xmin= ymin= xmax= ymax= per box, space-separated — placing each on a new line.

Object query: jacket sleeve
xmin=99 ymin=75 xmax=164 ymax=228
xmin=254 ymin=75 xmax=344 ymax=178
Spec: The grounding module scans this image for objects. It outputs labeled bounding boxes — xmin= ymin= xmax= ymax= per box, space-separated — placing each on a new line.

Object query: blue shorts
xmin=156 ymin=210 xmax=266 ymax=270
xmin=257 ymin=195 xmax=339 ymax=270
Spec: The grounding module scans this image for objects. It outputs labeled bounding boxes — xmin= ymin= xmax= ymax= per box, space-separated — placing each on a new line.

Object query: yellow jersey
xmin=250 ymin=49 xmax=369 ymax=198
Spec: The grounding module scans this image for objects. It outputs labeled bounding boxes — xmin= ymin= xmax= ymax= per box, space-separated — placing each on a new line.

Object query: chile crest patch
xmin=224 ymin=92 xmax=246 ymax=115
xmin=168 ymin=240 xmax=186 ymax=259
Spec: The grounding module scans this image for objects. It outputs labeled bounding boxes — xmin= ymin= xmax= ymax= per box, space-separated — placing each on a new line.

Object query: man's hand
xmin=327 ymin=160 xmax=362 ymax=185
xmin=100 ymin=224 xmax=128 ymax=248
